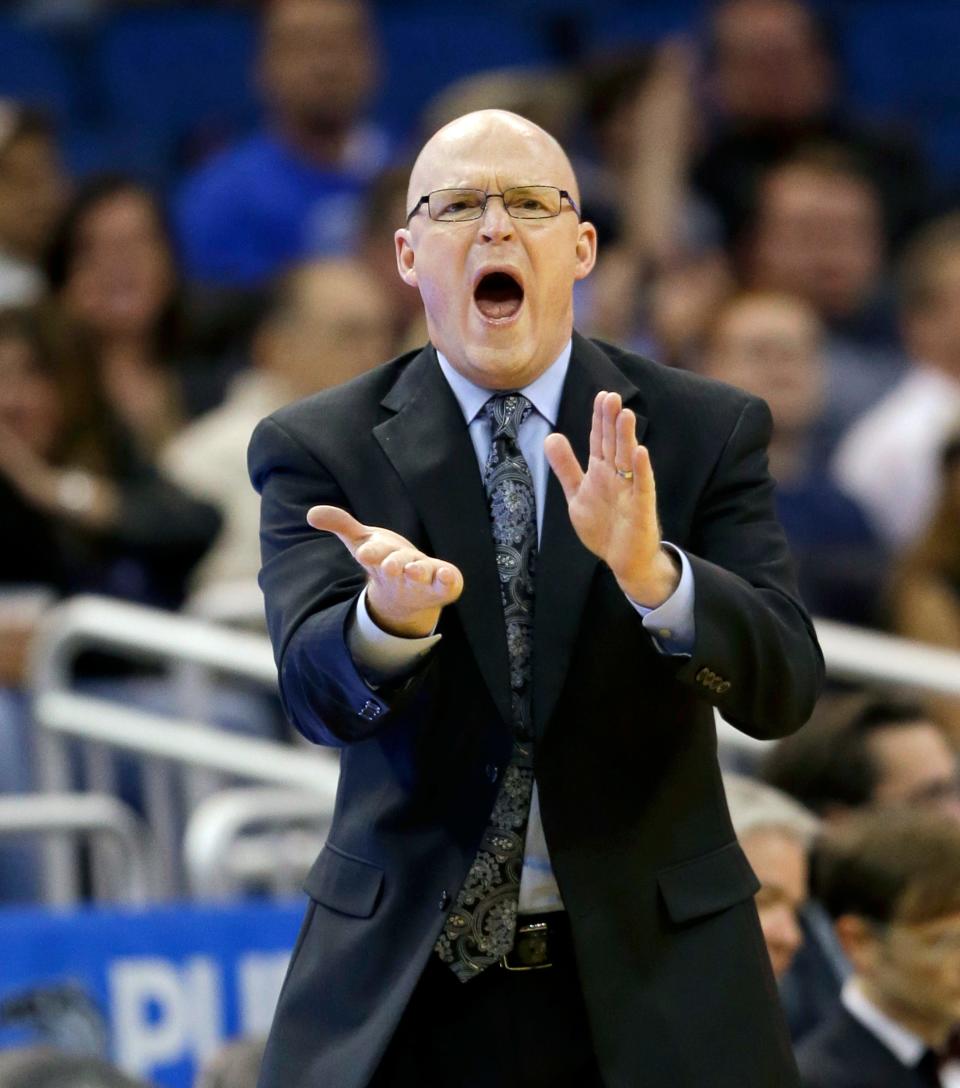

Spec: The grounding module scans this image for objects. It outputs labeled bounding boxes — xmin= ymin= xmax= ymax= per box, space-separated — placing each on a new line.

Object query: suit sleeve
xmin=674 ymin=396 xmax=824 ymax=739
xmin=249 ymin=414 xmax=429 ymax=747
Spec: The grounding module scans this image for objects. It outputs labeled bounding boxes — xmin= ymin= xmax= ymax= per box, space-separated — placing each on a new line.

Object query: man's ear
xmin=835 ymin=914 xmax=881 ymax=974
xmin=395 ymin=229 xmax=418 ymax=287
xmin=574 ymin=220 xmax=598 ymax=281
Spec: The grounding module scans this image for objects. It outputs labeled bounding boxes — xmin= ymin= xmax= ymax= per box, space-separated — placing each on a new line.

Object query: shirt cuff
xmin=628 ymin=543 xmax=695 ymax=656
xmin=346 ymin=587 xmax=442 ymax=686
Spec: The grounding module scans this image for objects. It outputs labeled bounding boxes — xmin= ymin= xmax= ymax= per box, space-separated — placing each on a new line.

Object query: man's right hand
xmin=307 ymin=505 xmax=464 ymax=638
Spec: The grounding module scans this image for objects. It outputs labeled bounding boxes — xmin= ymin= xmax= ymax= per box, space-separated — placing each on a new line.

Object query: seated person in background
xmin=0 ymin=302 xmax=220 ymax=679
xmin=160 ymin=258 xmax=393 ymax=595
xmin=736 ymin=146 xmax=906 ymax=432
xmin=44 ymin=175 xmax=197 ymax=450
xmin=724 ymin=773 xmax=818 ymax=981
xmin=833 ymin=214 xmax=960 ymax=551
xmin=762 ymin=691 xmax=960 ymax=1043
xmin=797 ymin=808 xmax=960 ymax=1088
xmin=889 ymin=434 xmax=960 ymax=743
xmin=176 ymin=0 xmax=388 ymax=289
xmin=0 ymin=102 xmax=68 ymax=307
xmin=698 ymin=291 xmax=885 ymax=624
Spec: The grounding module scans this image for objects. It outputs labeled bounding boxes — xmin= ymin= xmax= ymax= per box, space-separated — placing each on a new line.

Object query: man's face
xmin=703 ymin=296 xmax=824 ymax=437
xmin=869 ymin=723 xmax=960 ymax=821
xmin=740 ymin=828 xmax=807 ymax=979
xmin=749 ymin=166 xmax=883 ymax=319
xmin=903 ymin=252 xmax=960 ymax=379
xmin=862 ymin=912 xmax=960 ymax=1039
xmin=260 ymin=0 xmax=375 ymax=130
xmin=395 ymin=114 xmax=597 ymax=390
xmin=0 ymin=132 xmax=67 ymax=261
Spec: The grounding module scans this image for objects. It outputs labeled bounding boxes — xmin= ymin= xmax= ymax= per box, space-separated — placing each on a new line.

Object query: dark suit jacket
xmin=248 ymin=333 xmax=824 ymax=1088
xmin=797 ymin=1005 xmax=938 ymax=1088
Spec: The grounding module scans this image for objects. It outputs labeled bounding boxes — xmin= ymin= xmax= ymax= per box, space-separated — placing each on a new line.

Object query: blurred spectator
xmin=358 ymin=165 xmax=427 ymax=354
xmin=44 ymin=175 xmax=196 ymax=454
xmin=761 ymin=691 xmax=960 ymax=1044
xmin=724 ymin=773 xmax=818 ymax=980
xmin=762 ymin=691 xmax=960 ymax=820
xmin=195 ymin=1037 xmax=265 ymax=1088
xmin=0 ymin=303 xmax=220 ymax=644
xmin=0 ymin=103 xmax=67 ymax=307
xmin=889 ymin=434 xmax=960 ymax=740
xmin=176 ymin=0 xmax=388 ymax=288
xmin=796 ymin=808 xmax=960 ymax=1087
xmin=575 ymin=42 xmax=734 ymax=364
xmin=0 ymin=1047 xmax=152 ymax=1087
xmin=833 ymin=213 xmax=960 ymax=550
xmin=698 ymin=291 xmax=885 ymax=623
xmin=161 ymin=258 xmax=392 ymax=593
xmin=739 ymin=146 xmax=906 ymax=432
xmin=694 ymin=0 xmax=931 ymax=252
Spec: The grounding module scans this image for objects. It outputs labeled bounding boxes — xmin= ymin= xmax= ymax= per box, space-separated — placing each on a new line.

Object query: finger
xmin=379 ymin=547 xmax=421 ymax=579
xmin=632 ymin=445 xmax=657 ymax=507
xmin=615 ymin=407 xmax=638 ymax=475
xmin=432 ymin=562 xmax=464 ymax=601
xmin=601 ymin=392 xmax=621 ymax=463
xmin=306 ymin=505 xmax=369 ymax=551
xmin=544 ymin=432 xmax=584 ymax=501
xmin=589 ymin=391 xmax=605 ymax=461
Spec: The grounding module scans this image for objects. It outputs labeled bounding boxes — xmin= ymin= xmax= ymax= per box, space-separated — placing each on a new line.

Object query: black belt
xmin=500 ymin=911 xmax=572 ymax=971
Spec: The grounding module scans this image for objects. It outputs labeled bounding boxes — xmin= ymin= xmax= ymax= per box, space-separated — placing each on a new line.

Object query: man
xmin=249 ymin=109 xmax=822 ymax=1087
xmin=832 ymin=214 xmax=960 ymax=548
xmin=762 ymin=692 xmax=960 ymax=1042
xmin=176 ymin=0 xmax=387 ymax=287
xmin=724 ymin=773 xmax=818 ymax=981
xmin=161 ymin=258 xmax=394 ymax=592
xmin=797 ymin=808 xmax=960 ymax=1087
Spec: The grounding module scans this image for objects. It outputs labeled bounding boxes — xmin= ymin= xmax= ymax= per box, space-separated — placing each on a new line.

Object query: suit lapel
xmin=532 ymin=333 xmax=648 ymax=736
xmin=373 ymin=346 xmax=514 ymax=726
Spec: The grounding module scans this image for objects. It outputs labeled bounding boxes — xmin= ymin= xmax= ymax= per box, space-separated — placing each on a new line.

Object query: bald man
xmin=249 ymin=111 xmax=823 ymax=1088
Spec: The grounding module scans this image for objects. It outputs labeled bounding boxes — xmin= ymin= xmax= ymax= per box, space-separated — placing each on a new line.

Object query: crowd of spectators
xmin=3 ymin=0 xmax=960 ymax=1084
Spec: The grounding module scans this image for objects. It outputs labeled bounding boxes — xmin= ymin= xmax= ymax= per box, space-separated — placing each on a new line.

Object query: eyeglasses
xmin=405 ymin=186 xmax=581 ymax=224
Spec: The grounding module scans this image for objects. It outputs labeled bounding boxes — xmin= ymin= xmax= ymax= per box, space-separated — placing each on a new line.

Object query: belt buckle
xmin=500 ymin=921 xmax=552 ymax=971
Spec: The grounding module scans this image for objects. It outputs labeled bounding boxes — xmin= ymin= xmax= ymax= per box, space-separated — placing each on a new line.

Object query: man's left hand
xmin=544 ymin=390 xmax=680 ymax=607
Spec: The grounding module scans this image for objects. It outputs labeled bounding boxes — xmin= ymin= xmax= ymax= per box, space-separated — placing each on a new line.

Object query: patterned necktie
xmin=435 ymin=392 xmax=537 ymax=981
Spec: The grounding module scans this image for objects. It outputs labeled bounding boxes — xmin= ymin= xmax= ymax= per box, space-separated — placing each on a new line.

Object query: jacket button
xmin=438 ymin=890 xmax=450 ymax=911
xmin=485 ymin=763 xmax=499 ymax=783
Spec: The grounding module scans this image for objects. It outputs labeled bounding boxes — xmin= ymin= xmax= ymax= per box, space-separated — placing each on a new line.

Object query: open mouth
xmin=473 ymin=271 xmax=524 ymax=321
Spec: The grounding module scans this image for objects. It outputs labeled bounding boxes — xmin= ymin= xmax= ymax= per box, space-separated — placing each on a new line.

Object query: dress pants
xmin=369 ymin=917 xmax=605 ymax=1088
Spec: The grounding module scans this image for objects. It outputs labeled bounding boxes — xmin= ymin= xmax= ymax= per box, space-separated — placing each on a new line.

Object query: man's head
xmin=898 ymin=214 xmax=960 ymax=380
xmin=762 ymin=692 xmax=960 ymax=821
xmin=707 ymin=0 xmax=834 ymax=125
xmin=725 ymin=774 xmax=818 ymax=978
xmin=700 ymin=292 xmax=825 ymax=439
xmin=258 ymin=0 xmax=377 ymax=137
xmin=744 ymin=148 xmax=885 ymax=320
xmin=816 ymin=808 xmax=960 ymax=1046
xmin=396 ymin=110 xmax=597 ymax=390
xmin=254 ymin=258 xmax=394 ymax=399
xmin=0 ymin=104 xmax=67 ymax=264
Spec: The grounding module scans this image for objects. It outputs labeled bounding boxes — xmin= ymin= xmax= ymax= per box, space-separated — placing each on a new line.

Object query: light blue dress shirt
xmin=350 ymin=341 xmax=696 ymax=912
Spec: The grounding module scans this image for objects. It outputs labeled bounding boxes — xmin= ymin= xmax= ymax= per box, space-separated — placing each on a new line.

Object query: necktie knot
xmin=484 ymin=393 xmax=533 ymax=441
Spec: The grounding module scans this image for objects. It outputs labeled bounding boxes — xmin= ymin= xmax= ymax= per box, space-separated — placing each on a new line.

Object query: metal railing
xmin=24 ymin=593 xmax=960 ymax=903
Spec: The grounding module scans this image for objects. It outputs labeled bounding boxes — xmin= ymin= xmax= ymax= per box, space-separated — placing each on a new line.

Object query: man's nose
xmin=479 ymin=195 xmax=514 ymax=242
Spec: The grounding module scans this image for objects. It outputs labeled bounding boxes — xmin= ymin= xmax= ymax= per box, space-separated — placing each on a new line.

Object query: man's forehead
xmin=408 ymin=111 xmax=576 ymax=203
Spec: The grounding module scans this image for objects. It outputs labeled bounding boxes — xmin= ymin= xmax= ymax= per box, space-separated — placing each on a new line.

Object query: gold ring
xmin=615 ymin=467 xmax=634 ymax=480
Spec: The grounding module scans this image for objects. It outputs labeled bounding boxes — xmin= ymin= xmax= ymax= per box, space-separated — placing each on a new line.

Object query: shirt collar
xmin=842 ymin=977 xmax=927 ymax=1067
xmin=435 ymin=340 xmax=572 ymax=429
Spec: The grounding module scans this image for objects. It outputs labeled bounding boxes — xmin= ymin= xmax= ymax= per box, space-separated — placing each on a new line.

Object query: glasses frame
xmin=405 ymin=186 xmax=582 ymax=224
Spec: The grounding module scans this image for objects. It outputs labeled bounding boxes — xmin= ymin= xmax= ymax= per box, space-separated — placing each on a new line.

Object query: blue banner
xmin=0 ymin=901 xmax=304 ymax=1086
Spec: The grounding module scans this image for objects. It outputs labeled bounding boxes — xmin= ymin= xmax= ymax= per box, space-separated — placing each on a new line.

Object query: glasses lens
xmin=504 ymin=186 xmax=561 ymax=218
xmin=428 ymin=189 xmax=486 ymax=221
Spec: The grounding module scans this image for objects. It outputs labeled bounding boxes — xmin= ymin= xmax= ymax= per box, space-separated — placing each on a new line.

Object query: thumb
xmin=306 ymin=505 xmax=368 ymax=551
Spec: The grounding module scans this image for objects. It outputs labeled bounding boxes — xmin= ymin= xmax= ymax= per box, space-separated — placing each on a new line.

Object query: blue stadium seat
xmin=0 ymin=17 xmax=72 ymax=121
xmin=93 ymin=7 xmax=259 ymax=159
